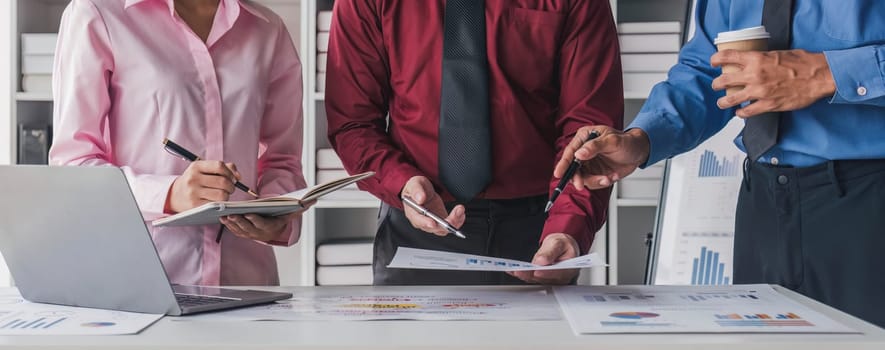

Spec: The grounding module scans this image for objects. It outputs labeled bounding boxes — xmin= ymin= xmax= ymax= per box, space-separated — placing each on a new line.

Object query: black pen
xmin=545 ymin=131 xmax=600 ymax=213
xmin=162 ymin=138 xmax=259 ymax=198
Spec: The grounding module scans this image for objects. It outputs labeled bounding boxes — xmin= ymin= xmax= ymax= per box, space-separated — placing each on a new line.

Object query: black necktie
xmin=744 ymin=0 xmax=794 ymax=161
xmin=438 ymin=0 xmax=492 ymax=202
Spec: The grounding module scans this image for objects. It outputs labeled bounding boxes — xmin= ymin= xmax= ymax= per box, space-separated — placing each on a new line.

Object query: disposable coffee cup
xmin=714 ymin=26 xmax=770 ymax=95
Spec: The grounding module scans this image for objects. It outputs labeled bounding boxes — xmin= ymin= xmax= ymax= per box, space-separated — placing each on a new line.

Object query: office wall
xmin=1 ymin=1 xmax=12 ymax=166
xmin=0 ymin=1 xmax=13 ymax=286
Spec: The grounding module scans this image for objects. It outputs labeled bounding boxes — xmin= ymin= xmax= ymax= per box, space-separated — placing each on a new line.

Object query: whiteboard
xmin=646 ymin=118 xmax=745 ymax=285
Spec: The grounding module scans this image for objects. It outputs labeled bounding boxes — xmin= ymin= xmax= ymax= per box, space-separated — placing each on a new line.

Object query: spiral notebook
xmin=152 ymin=171 xmax=374 ymax=227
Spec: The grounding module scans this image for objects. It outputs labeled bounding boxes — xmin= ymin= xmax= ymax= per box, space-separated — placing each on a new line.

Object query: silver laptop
xmin=0 ymin=165 xmax=292 ymax=316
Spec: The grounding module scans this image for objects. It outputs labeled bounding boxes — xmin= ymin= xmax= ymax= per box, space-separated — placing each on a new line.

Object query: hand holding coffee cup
xmin=713 ymin=26 xmax=770 ymax=95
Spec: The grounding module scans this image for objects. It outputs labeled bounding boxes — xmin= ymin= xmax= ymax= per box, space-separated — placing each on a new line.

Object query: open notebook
xmin=152 ymin=171 xmax=374 ymax=227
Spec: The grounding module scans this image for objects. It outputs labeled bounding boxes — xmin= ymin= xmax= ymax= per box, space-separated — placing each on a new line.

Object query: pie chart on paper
xmin=609 ymin=312 xmax=660 ymax=320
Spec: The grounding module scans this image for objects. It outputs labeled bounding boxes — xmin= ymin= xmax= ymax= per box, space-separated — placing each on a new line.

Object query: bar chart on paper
xmin=697 ymin=150 xmax=741 ymax=178
xmin=678 ymin=232 xmax=733 ymax=286
xmin=690 ymin=245 xmax=731 ymax=286
xmin=651 ymin=118 xmax=744 ymax=285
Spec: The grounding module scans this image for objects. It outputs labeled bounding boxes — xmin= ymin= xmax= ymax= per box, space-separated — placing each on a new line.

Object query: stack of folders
xmin=618 ymin=163 xmax=666 ymax=200
xmin=316 ymin=239 xmax=374 ymax=286
xmin=316 ymin=148 xmax=361 ymax=194
xmin=20 ymin=33 xmax=58 ymax=93
xmin=618 ymin=21 xmax=682 ymax=98
xmin=316 ymin=11 xmax=332 ymax=93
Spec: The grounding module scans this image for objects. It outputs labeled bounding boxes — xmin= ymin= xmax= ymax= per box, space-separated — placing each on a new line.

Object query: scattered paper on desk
xmin=387 ymin=247 xmax=604 ymax=271
xmin=177 ymin=286 xmax=560 ymax=322
xmin=0 ymin=291 xmax=163 ymax=335
xmin=554 ymin=284 xmax=857 ymax=334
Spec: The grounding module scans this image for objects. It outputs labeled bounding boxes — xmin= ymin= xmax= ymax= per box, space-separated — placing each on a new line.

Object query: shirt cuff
xmin=627 ymin=111 xmax=682 ymax=168
xmin=380 ymin=163 xmax=425 ymax=209
xmin=542 ymin=212 xmax=594 ymax=255
xmin=131 ymin=174 xmax=178 ymax=221
xmin=825 ymin=46 xmax=885 ymax=104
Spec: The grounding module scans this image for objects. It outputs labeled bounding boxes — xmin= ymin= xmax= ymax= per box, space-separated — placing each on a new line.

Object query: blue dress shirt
xmin=629 ymin=0 xmax=885 ymax=167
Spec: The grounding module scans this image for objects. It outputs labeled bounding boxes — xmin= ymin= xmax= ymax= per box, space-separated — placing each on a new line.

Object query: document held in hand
xmin=152 ymin=171 xmax=374 ymax=227
xmin=387 ymin=247 xmax=604 ymax=272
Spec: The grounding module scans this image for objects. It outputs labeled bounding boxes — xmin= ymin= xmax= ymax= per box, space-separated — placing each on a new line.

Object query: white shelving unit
xmin=606 ymin=0 xmax=692 ymax=285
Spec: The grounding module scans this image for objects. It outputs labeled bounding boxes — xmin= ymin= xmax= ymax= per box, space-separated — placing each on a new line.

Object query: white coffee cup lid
xmin=714 ymin=26 xmax=770 ymax=45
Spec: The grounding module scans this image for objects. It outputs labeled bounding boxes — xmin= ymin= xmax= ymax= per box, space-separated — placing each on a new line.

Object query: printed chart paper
xmin=653 ymin=118 xmax=744 ymax=286
xmin=387 ymin=247 xmax=604 ymax=271
xmin=554 ymin=284 xmax=856 ymax=334
xmin=0 ymin=292 xmax=163 ymax=335
xmin=179 ymin=286 xmax=561 ymax=321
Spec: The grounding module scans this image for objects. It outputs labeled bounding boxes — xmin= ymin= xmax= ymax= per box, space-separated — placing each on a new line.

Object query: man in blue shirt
xmin=556 ymin=0 xmax=885 ymax=327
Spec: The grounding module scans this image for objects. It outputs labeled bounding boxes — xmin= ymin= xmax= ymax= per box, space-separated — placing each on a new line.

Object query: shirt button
xmin=777 ymin=175 xmax=789 ymax=185
xmin=857 ymin=86 xmax=868 ymax=96
xmin=770 ymin=157 xmax=779 ymax=165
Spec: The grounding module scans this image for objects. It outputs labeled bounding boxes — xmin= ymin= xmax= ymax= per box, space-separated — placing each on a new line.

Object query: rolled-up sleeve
xmin=49 ymin=0 xmax=177 ymax=220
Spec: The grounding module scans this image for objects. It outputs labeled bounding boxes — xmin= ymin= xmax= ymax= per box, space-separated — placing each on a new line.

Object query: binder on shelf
xmin=621 ymin=54 xmax=679 ymax=73
xmin=317 ymin=32 xmax=330 ymax=52
xmin=21 ymin=55 xmax=54 ymax=75
xmin=21 ymin=74 xmax=52 ymax=93
xmin=317 ymin=239 xmax=374 ymax=266
xmin=153 ymin=172 xmax=375 ymax=227
xmin=316 ymin=265 xmax=373 ymax=286
xmin=316 ymin=148 xmax=344 ymax=170
xmin=619 ymin=34 xmax=681 ymax=53
xmin=630 ymin=163 xmax=665 ymax=179
xmin=316 ymin=73 xmax=326 ymax=93
xmin=317 ymin=11 xmax=333 ymax=32
xmin=618 ymin=178 xmax=662 ymax=200
xmin=623 ymin=72 xmax=668 ymax=97
xmin=21 ymin=33 xmax=58 ymax=55
xmin=617 ymin=21 xmax=681 ymax=34
xmin=317 ymin=53 xmax=327 ymax=73
xmin=17 ymin=124 xmax=52 ymax=165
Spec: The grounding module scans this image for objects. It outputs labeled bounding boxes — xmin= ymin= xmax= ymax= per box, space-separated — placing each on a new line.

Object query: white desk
xmin=0 ymin=285 xmax=882 ymax=350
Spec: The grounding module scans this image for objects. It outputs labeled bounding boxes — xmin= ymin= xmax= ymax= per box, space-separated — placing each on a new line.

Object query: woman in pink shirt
xmin=49 ymin=0 xmax=306 ymax=286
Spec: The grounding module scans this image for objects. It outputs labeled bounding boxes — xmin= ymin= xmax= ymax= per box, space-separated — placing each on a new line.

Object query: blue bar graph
xmin=698 ymin=150 xmax=741 ymax=177
xmin=691 ymin=246 xmax=731 ymax=285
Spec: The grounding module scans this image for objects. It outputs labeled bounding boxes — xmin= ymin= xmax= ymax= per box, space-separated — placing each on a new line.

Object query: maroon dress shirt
xmin=326 ymin=0 xmax=624 ymax=252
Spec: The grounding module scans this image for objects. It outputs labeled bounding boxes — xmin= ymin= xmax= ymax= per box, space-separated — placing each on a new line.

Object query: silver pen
xmin=401 ymin=195 xmax=467 ymax=239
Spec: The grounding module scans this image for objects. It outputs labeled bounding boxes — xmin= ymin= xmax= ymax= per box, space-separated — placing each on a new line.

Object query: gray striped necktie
xmin=438 ymin=0 xmax=492 ymax=202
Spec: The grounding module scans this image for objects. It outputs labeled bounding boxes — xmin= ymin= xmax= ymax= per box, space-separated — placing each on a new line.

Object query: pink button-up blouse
xmin=49 ymin=0 xmax=305 ymax=286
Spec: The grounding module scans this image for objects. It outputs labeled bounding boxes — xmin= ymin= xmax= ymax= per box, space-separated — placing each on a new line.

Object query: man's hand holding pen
xmin=400 ymin=176 xmax=466 ymax=238
xmin=553 ymin=126 xmax=651 ymax=191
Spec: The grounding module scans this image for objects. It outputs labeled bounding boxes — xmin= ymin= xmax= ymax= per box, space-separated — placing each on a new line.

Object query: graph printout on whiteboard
xmin=653 ymin=118 xmax=745 ymax=285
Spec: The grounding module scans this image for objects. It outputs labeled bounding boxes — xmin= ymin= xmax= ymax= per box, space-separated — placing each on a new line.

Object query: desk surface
xmin=0 ymin=285 xmax=882 ymax=350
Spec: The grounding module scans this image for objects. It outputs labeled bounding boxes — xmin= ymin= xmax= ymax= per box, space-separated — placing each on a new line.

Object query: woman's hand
xmin=167 ymin=161 xmax=241 ymax=213
xmin=220 ymin=201 xmax=315 ymax=242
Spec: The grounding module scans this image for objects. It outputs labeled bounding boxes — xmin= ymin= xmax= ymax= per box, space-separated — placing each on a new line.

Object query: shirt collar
xmin=123 ymin=0 xmax=270 ymax=23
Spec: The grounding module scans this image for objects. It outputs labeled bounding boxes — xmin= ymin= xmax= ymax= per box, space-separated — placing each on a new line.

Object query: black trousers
xmin=373 ymin=195 xmax=547 ymax=285
xmin=735 ymin=158 xmax=885 ymax=328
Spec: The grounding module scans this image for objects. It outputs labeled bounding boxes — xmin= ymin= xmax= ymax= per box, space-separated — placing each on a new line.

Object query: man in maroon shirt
xmin=326 ymin=0 xmax=623 ymax=285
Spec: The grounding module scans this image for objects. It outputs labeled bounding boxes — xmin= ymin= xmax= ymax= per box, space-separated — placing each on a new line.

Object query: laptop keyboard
xmin=175 ymin=293 xmax=238 ymax=307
